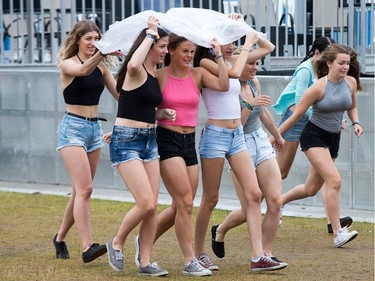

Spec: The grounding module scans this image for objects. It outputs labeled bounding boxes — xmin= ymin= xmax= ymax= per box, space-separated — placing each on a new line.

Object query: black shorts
xmin=156 ymin=126 xmax=198 ymax=166
xmin=300 ymin=121 xmax=341 ymax=158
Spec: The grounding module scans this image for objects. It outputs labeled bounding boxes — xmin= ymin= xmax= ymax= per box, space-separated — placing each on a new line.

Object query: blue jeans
xmin=110 ymin=125 xmax=159 ymax=166
xmin=56 ymin=113 xmax=103 ymax=152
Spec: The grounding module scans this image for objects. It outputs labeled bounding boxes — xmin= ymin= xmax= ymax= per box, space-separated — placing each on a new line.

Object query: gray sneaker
xmin=183 ymin=258 xmax=212 ymax=276
xmin=106 ymin=238 xmax=124 ymax=272
xmin=134 ymin=235 xmax=140 ymax=268
xmin=197 ymin=253 xmax=219 ymax=271
xmin=138 ymin=262 xmax=168 ymax=277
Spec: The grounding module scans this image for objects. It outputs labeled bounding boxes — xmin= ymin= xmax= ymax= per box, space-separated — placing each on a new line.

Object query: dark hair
xmin=193 ymin=45 xmax=215 ymax=67
xmin=315 ymin=44 xmax=362 ymax=91
xmin=115 ymin=27 xmax=168 ymax=93
xmin=164 ymin=33 xmax=189 ymax=66
xmin=300 ymin=36 xmax=335 ymax=64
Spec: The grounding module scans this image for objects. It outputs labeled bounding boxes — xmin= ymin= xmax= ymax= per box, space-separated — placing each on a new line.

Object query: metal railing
xmin=0 ymin=0 xmax=374 ymax=73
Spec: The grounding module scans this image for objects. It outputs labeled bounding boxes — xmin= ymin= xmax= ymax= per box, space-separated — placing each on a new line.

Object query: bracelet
xmin=242 ymin=99 xmax=253 ymax=111
xmin=146 ymin=29 xmax=160 ymax=39
xmin=215 ymin=54 xmax=223 ymax=60
xmin=145 ymin=34 xmax=157 ymax=42
xmin=352 ymin=122 xmax=361 ymax=126
xmin=99 ymin=51 xmax=107 ymax=57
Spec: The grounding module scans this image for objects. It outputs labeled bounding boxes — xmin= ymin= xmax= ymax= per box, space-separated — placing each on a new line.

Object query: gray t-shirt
xmin=240 ymin=80 xmax=262 ymax=134
xmin=310 ymin=77 xmax=352 ymax=133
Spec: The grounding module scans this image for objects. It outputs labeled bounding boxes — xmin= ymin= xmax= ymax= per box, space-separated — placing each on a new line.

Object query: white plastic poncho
xmin=95 ymin=8 xmax=264 ymax=54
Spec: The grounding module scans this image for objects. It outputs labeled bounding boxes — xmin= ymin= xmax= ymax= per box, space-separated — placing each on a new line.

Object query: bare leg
xmin=276 ymin=140 xmax=299 ymax=180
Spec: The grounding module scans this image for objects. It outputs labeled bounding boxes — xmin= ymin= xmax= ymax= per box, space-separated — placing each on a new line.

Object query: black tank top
xmin=63 ymin=55 xmax=104 ymax=106
xmin=117 ymin=66 xmax=162 ymax=123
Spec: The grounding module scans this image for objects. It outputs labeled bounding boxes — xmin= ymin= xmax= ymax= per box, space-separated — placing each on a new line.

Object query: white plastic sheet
xmin=95 ymin=8 xmax=264 ymax=54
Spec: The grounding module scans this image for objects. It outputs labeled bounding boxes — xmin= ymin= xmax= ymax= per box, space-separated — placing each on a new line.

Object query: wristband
xmin=352 ymin=122 xmax=360 ymax=126
xmin=215 ymin=54 xmax=223 ymax=60
xmin=146 ymin=29 xmax=160 ymax=39
xmin=145 ymin=34 xmax=157 ymax=42
xmin=242 ymin=99 xmax=253 ymax=111
xmin=99 ymin=51 xmax=107 ymax=57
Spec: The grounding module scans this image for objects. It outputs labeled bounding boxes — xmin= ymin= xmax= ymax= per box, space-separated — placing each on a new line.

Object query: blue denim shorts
xmin=199 ymin=124 xmax=247 ymax=159
xmin=245 ymin=127 xmax=276 ymax=168
xmin=109 ymin=125 xmax=159 ymax=166
xmin=278 ymin=107 xmax=309 ymax=142
xmin=56 ymin=113 xmax=104 ymax=152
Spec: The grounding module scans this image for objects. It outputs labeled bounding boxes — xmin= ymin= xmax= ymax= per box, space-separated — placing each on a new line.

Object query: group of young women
xmin=52 ymin=11 xmax=363 ymax=277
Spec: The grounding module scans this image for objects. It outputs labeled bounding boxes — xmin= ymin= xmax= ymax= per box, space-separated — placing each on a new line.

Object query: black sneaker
xmin=82 ymin=243 xmax=107 ymax=263
xmin=327 ymin=216 xmax=353 ymax=234
xmin=53 ymin=234 xmax=70 ymax=259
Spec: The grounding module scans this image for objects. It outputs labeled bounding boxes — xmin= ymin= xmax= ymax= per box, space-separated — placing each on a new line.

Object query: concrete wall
xmin=0 ymin=66 xmax=373 ymax=211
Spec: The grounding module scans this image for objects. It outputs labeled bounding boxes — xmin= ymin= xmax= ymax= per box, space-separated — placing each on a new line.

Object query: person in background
xmin=211 ymin=53 xmax=287 ymax=267
xmin=53 ymin=20 xmax=120 ymax=263
xmin=273 ymin=44 xmax=363 ymax=248
xmin=149 ymin=33 xmax=228 ymax=276
xmin=192 ymin=13 xmax=286 ymax=272
xmin=272 ymin=37 xmax=352 ymax=233
xmin=104 ymin=16 xmax=175 ymax=276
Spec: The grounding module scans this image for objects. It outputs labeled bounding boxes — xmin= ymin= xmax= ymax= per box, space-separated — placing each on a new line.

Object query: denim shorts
xmin=300 ymin=121 xmax=341 ymax=158
xmin=109 ymin=125 xmax=159 ymax=166
xmin=199 ymin=124 xmax=247 ymax=159
xmin=156 ymin=126 xmax=198 ymax=166
xmin=278 ymin=107 xmax=309 ymax=142
xmin=56 ymin=113 xmax=103 ymax=152
xmin=245 ymin=127 xmax=276 ymax=168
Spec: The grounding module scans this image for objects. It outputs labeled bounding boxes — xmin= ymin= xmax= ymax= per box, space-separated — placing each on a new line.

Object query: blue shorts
xmin=245 ymin=127 xmax=276 ymax=168
xmin=56 ymin=113 xmax=104 ymax=152
xmin=109 ymin=125 xmax=159 ymax=166
xmin=278 ymin=108 xmax=309 ymax=142
xmin=199 ymin=124 xmax=247 ymax=159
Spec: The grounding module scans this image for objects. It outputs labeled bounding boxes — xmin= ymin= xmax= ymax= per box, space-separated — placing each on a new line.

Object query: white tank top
xmin=202 ymin=78 xmax=241 ymax=119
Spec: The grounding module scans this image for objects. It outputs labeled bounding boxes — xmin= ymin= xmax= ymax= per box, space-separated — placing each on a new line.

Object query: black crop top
xmin=63 ymin=57 xmax=104 ymax=106
xmin=117 ymin=68 xmax=162 ymax=123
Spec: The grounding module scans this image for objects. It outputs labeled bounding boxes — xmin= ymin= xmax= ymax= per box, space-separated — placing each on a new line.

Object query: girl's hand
xmin=272 ymin=136 xmax=285 ymax=152
xmin=147 ymin=15 xmax=160 ymax=32
xmin=353 ymin=123 xmax=364 ymax=137
xmin=164 ymin=108 xmax=176 ymax=122
xmin=102 ymin=131 xmax=112 ymax=143
xmin=243 ymin=95 xmax=271 ymax=108
xmin=210 ymin=38 xmax=221 ymax=57
xmin=228 ymin=13 xmax=244 ymax=21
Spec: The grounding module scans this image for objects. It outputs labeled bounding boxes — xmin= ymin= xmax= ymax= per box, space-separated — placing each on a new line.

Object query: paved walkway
xmin=0 ymin=181 xmax=373 ymax=223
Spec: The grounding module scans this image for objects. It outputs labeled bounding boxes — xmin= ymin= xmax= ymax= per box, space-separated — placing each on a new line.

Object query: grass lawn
xmin=0 ymin=191 xmax=373 ymax=281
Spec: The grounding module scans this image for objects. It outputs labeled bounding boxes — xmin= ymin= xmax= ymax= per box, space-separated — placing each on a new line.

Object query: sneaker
xmin=334 ymin=226 xmax=358 ymax=248
xmin=279 ymin=206 xmax=284 ymax=226
xmin=270 ymin=256 xmax=288 ymax=267
xmin=183 ymin=258 xmax=212 ymax=276
xmin=211 ymin=224 xmax=225 ymax=258
xmin=82 ymin=243 xmax=107 ymax=263
xmin=53 ymin=234 xmax=70 ymax=259
xmin=134 ymin=235 xmax=141 ymax=268
xmin=106 ymin=238 xmax=124 ymax=272
xmin=250 ymin=256 xmax=287 ymax=272
xmin=138 ymin=262 xmax=168 ymax=277
xmin=327 ymin=216 xmax=353 ymax=234
xmin=197 ymin=253 xmax=219 ymax=271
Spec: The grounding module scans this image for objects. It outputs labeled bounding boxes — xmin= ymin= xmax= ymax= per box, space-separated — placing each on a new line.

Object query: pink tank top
xmin=158 ymin=67 xmax=200 ymax=127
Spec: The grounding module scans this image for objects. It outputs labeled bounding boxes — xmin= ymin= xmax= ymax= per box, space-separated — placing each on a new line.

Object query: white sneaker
xmin=134 ymin=235 xmax=140 ymax=268
xmin=334 ymin=226 xmax=358 ymax=248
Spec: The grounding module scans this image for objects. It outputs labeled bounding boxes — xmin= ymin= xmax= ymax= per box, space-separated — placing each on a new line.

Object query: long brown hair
xmin=315 ymin=44 xmax=362 ymax=91
xmin=115 ymin=27 xmax=168 ymax=93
